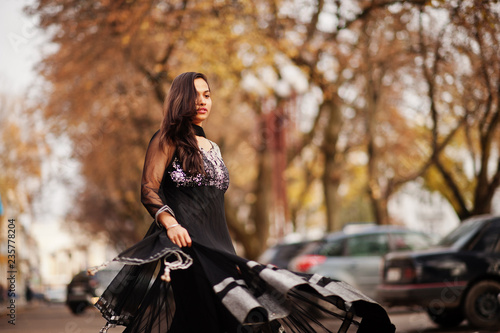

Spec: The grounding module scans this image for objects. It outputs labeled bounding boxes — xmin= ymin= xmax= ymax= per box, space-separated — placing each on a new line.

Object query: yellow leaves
xmin=424 ymin=163 xmax=474 ymax=214
xmin=121 ymin=34 xmax=130 ymax=45
xmin=0 ymin=94 xmax=45 ymax=215
xmin=140 ymin=21 xmax=149 ymax=30
xmin=286 ymin=149 xmax=323 ymax=206
xmin=153 ymin=63 xmax=164 ymax=73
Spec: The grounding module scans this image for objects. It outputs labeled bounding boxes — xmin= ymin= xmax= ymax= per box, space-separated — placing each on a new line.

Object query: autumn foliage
xmin=15 ymin=0 xmax=500 ymax=258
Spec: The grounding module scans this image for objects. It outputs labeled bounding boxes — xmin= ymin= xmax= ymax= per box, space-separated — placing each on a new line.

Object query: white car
xmin=288 ymin=225 xmax=435 ymax=300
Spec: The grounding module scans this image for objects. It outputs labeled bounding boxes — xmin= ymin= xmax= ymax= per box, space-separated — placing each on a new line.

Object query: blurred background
xmin=0 ymin=0 xmax=499 ymax=330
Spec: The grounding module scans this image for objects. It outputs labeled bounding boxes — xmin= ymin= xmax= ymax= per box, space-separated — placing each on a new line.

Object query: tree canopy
xmin=23 ymin=0 xmax=500 ymax=258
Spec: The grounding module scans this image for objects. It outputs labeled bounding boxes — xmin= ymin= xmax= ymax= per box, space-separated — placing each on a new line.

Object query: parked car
xmin=66 ymin=266 xmax=121 ymax=315
xmin=289 ymin=225 xmax=434 ymax=300
xmin=377 ymin=215 xmax=500 ymax=330
xmin=258 ymin=240 xmax=321 ymax=269
xmin=44 ymin=285 xmax=67 ymax=303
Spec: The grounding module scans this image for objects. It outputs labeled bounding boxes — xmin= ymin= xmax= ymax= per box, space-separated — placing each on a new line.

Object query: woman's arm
xmin=141 ymin=131 xmax=192 ymax=247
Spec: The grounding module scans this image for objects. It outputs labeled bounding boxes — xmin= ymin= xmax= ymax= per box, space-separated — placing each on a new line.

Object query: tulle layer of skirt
xmin=94 ymin=225 xmax=395 ymax=333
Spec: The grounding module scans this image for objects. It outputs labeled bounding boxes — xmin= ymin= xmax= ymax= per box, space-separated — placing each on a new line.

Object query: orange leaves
xmin=0 ymin=93 xmax=45 ymax=214
xmin=121 ymin=34 xmax=130 ymax=45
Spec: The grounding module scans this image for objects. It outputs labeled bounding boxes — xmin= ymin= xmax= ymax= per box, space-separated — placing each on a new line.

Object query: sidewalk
xmin=1 ymin=298 xmax=42 ymax=316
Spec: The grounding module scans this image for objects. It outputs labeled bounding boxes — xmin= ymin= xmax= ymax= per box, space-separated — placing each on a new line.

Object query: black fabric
xmin=168 ymin=247 xmax=242 ymax=333
xmin=192 ymin=124 xmax=206 ymax=138
xmin=95 ymin=131 xmax=396 ymax=333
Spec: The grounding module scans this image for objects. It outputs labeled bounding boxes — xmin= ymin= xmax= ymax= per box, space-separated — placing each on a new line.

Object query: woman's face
xmin=192 ymin=78 xmax=211 ymax=126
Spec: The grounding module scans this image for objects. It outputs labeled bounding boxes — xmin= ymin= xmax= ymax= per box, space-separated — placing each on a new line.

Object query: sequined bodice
xmin=168 ymin=141 xmax=229 ymax=192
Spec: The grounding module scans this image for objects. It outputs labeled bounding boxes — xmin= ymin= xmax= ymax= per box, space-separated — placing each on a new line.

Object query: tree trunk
xmin=369 ymin=190 xmax=390 ymax=225
xmin=225 ymin=114 xmax=273 ymax=260
xmin=251 ymin=127 xmax=274 ymax=254
xmin=365 ymin=89 xmax=390 ymax=225
xmin=321 ymin=99 xmax=343 ymax=232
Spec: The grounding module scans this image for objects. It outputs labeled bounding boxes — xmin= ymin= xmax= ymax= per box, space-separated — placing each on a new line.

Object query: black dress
xmin=94 ymin=130 xmax=395 ymax=333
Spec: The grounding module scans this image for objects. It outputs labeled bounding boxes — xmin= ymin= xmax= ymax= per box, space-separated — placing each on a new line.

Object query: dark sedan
xmin=377 ymin=215 xmax=500 ymax=330
xmin=66 ymin=266 xmax=121 ymax=314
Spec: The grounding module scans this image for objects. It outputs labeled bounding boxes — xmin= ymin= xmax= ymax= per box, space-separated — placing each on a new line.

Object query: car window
xmin=346 ymin=234 xmax=388 ymax=256
xmin=260 ymin=242 xmax=315 ymax=267
xmin=318 ymin=239 xmax=344 ymax=256
xmin=470 ymin=223 xmax=500 ymax=253
xmin=438 ymin=219 xmax=484 ymax=248
xmin=294 ymin=240 xmax=324 ymax=256
xmin=390 ymin=232 xmax=433 ymax=251
xmin=276 ymin=243 xmax=310 ymax=260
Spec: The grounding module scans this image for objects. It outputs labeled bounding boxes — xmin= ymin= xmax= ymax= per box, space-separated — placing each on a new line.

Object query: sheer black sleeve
xmin=141 ymin=131 xmax=174 ymax=221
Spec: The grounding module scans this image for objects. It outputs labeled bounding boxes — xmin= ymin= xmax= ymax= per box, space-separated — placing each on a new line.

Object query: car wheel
xmin=426 ymin=306 xmax=464 ymax=328
xmin=68 ymin=302 xmax=88 ymax=315
xmin=463 ymin=280 xmax=500 ymax=330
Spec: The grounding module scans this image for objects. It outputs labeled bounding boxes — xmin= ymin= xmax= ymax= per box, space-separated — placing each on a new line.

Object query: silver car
xmin=288 ymin=225 xmax=435 ymax=300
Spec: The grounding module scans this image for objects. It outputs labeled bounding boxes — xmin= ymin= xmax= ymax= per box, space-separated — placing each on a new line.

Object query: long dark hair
xmin=160 ymin=72 xmax=209 ymax=175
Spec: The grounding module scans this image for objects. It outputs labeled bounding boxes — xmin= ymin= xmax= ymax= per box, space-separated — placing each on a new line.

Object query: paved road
xmin=0 ymin=302 xmax=109 ymax=333
xmin=0 ymin=302 xmax=497 ymax=332
xmin=387 ymin=308 xmax=497 ymax=333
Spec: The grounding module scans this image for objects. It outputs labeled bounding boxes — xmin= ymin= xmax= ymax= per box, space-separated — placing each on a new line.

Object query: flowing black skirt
xmin=94 ymin=223 xmax=395 ymax=333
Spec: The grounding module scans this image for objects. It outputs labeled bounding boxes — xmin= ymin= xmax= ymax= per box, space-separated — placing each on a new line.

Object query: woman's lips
xmin=197 ymin=108 xmax=208 ymax=113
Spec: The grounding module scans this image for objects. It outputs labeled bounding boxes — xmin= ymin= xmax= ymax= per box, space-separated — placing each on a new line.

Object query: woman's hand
xmin=167 ymin=225 xmax=192 ymax=248
xmin=159 ymin=213 xmax=192 ymax=247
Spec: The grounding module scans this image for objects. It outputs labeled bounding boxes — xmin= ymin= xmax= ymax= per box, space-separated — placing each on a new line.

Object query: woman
xmin=93 ymin=72 xmax=395 ymax=333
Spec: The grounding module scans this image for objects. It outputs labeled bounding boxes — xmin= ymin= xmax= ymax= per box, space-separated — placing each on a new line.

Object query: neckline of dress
xmin=193 ymin=124 xmax=206 ymax=138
